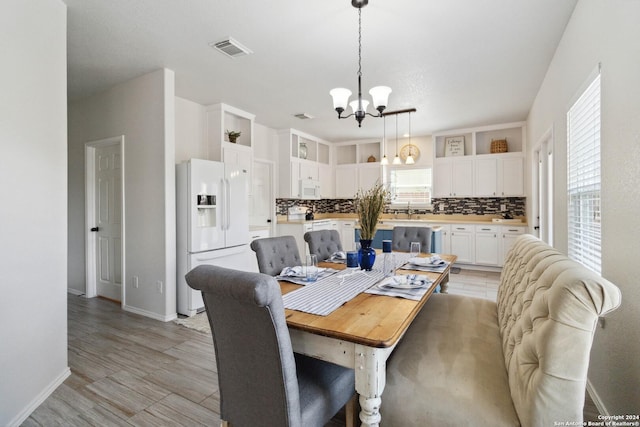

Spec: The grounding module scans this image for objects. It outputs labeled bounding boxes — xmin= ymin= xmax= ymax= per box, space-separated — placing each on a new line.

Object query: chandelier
xmin=329 ymin=0 xmax=391 ymax=127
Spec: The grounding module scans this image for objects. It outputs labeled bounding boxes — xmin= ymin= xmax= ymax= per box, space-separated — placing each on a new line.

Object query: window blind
xmin=567 ymin=73 xmax=601 ymax=273
xmin=389 ymin=168 xmax=432 ymax=205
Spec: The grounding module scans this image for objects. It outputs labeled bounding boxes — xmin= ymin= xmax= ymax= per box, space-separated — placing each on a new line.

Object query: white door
xmin=94 ymin=143 xmax=122 ymax=301
xmin=251 ymin=160 xmax=274 ymax=230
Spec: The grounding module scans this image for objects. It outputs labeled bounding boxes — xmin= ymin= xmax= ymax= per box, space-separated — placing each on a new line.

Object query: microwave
xmin=299 ymin=179 xmax=321 ymax=199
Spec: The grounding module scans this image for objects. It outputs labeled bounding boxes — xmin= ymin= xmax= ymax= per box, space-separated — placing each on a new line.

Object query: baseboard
xmin=454 ymin=263 xmax=502 ymax=273
xmin=7 ymin=367 xmax=71 ymax=427
xmin=586 ymin=378 xmax=608 ymax=416
xmin=67 ymin=288 xmax=85 ymax=296
xmin=123 ymin=304 xmax=177 ymax=322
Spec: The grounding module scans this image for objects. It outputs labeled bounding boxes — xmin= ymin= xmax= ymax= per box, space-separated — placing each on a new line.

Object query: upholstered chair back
xmin=391 ymin=226 xmax=432 ymax=253
xmin=250 ymin=236 xmax=301 ymax=276
xmin=185 ymin=265 xmax=356 ymax=427
xmin=497 ymin=234 xmax=621 ymax=426
xmin=304 ymin=230 xmax=343 ymax=261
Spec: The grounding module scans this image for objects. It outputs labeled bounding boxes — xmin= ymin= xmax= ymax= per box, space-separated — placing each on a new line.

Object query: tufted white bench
xmin=380 ymin=234 xmax=621 ymax=426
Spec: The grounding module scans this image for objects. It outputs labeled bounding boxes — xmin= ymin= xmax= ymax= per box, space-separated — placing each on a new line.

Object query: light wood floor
xmin=24 ymin=268 xmax=599 ymax=426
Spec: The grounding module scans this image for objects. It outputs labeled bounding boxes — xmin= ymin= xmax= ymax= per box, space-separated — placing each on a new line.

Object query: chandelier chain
xmin=357 ymin=7 xmax=362 ymax=77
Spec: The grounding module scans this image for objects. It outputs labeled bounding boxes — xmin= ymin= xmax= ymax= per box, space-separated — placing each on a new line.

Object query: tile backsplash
xmin=276 ymin=197 xmax=526 ymax=217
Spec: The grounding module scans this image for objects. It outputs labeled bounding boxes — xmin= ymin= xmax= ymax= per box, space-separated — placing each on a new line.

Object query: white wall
xmin=526 ymin=0 xmax=640 ymax=413
xmin=381 ymin=135 xmax=433 ymax=167
xmin=175 ymin=96 xmax=206 ymax=163
xmin=253 ymin=122 xmax=279 ymax=162
xmin=0 ymin=0 xmax=70 ymax=424
xmin=68 ymin=69 xmax=177 ymax=320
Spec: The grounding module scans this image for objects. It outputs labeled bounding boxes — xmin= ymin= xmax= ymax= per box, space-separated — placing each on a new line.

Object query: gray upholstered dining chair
xmin=391 ymin=226 xmax=433 ymax=253
xmin=250 ymin=235 xmax=302 ymax=276
xmin=304 ymin=230 xmax=343 ymax=261
xmin=185 ymin=265 xmax=356 ymax=427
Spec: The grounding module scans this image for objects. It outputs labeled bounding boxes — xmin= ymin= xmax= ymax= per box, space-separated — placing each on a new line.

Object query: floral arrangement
xmin=355 ymin=182 xmax=390 ymax=240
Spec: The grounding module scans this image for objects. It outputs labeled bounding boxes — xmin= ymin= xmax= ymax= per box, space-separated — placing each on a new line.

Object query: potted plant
xmin=226 ymin=130 xmax=241 ymax=143
xmin=355 ymin=182 xmax=389 ymax=270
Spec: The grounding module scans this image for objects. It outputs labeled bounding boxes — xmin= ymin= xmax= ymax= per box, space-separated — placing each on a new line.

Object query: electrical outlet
xmin=598 ymin=317 xmax=605 ymax=328
xmin=439 ymin=204 xmax=445 ymax=211
xmin=334 ymin=204 xmax=339 ymax=211
xmin=156 ymin=280 xmax=163 ymax=294
xmin=500 ymin=204 xmax=506 ymax=212
xmin=132 ymin=276 xmax=139 ymax=289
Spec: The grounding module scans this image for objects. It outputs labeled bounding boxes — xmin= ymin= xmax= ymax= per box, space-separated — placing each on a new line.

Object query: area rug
xmin=174 ymin=312 xmax=211 ymax=333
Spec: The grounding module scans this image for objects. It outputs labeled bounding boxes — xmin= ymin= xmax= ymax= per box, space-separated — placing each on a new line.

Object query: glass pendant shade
xmin=349 ymin=98 xmax=369 ymax=114
xmin=330 ymin=88 xmax=352 ymax=111
xmin=380 ymin=155 xmax=389 ymax=165
xmin=369 ymin=86 xmax=392 ymax=110
xmin=392 ymin=155 xmax=402 ymax=165
xmin=405 ymin=154 xmax=415 ymax=165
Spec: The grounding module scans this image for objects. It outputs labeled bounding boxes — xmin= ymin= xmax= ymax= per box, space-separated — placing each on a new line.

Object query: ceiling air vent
xmin=294 ymin=113 xmax=314 ymax=120
xmin=210 ymin=37 xmax=253 ymax=58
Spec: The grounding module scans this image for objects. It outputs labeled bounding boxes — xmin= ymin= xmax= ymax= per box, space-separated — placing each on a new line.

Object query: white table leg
xmin=354 ymin=345 xmax=394 ymax=427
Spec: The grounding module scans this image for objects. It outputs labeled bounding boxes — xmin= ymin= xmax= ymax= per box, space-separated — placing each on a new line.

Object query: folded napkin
xmin=408 ymin=255 xmax=447 ymax=267
xmin=327 ymin=251 xmax=347 ymax=263
xmin=279 ymin=266 xmax=326 ymax=278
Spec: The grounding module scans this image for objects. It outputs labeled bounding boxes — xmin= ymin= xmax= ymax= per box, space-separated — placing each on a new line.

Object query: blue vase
xmin=358 ymin=239 xmax=376 ymax=271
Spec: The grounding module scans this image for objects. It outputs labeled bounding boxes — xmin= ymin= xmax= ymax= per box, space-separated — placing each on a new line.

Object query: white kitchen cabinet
xmin=433 ymin=122 xmax=526 ymax=199
xmin=500 ymin=157 xmax=524 ymax=196
xmin=277 ymin=128 xmax=330 ymax=199
xmin=205 ymin=103 xmax=254 ymax=153
xmin=434 ymin=158 xmax=474 ymax=197
xmin=475 ymin=155 xmax=524 ymax=197
xmin=299 ymin=160 xmax=319 ymax=181
xmin=319 ymin=164 xmax=334 ymax=198
xmin=428 ymin=224 xmax=451 ymax=254
xmin=474 ymin=225 xmax=500 ymax=266
xmin=449 ymin=224 xmax=475 ymax=264
xmin=501 ymin=225 xmax=526 ymax=264
xmin=205 ymin=103 xmax=255 ymax=196
xmin=358 ymin=164 xmax=382 ymax=193
xmin=339 ymin=220 xmax=356 ymax=251
xmin=335 ymin=166 xmax=358 ymax=199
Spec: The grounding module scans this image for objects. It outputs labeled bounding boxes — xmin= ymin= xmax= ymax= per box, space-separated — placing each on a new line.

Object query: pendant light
xmin=329 ymin=0 xmax=391 ymax=127
xmin=392 ymin=114 xmax=402 ymax=165
xmin=380 ymin=115 xmax=389 ymax=165
xmin=405 ymin=112 xmax=415 ymax=164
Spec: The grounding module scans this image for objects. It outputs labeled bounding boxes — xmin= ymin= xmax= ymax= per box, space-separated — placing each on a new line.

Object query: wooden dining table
xmin=279 ymin=253 xmax=457 ymax=427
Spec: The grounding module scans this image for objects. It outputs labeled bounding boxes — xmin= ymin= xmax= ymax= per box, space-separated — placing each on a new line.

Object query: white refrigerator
xmin=176 ymin=158 xmax=249 ymax=316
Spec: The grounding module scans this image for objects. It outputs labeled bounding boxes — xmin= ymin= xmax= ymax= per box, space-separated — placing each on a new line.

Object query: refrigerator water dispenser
xmin=196 ymin=194 xmax=216 ymax=228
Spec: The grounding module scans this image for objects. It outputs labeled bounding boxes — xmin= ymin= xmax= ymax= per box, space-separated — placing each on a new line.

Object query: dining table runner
xmin=282 ymin=253 xmax=414 ymax=316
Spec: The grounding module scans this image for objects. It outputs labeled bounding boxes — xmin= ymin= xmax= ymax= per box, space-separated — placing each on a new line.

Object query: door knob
xmin=90 ymin=227 xmax=100 ymax=232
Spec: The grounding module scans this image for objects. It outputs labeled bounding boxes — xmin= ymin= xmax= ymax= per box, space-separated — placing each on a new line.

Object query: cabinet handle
xmin=481 ymin=228 xmax=490 ymax=231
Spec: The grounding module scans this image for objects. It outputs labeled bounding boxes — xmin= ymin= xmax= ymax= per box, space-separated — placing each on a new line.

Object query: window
xmin=388 ymin=167 xmax=432 ymax=206
xmin=567 ymin=72 xmax=601 ymax=273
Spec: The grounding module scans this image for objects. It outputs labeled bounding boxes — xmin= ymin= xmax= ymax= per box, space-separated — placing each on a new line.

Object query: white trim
xmin=586 ymin=378 xmax=609 ymax=416
xmin=252 ymin=157 xmax=277 ymax=237
xmin=7 ymin=368 xmax=71 ymax=427
xmin=67 ymin=288 xmax=85 ymax=296
xmin=84 ymin=136 xmax=125 ymax=302
xmin=123 ymin=304 xmax=177 ymax=322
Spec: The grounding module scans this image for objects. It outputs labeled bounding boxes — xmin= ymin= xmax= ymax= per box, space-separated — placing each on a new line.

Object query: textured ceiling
xmin=63 ymin=0 xmax=577 ymax=142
